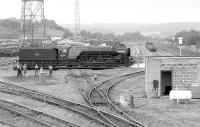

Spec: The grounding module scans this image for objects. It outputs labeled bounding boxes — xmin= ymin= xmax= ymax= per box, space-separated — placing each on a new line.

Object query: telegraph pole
xmin=21 ymin=0 xmax=46 ymax=47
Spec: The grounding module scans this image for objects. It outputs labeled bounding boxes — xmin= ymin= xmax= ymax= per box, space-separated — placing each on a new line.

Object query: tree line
xmin=175 ymin=30 xmax=200 ymax=47
xmin=81 ymin=30 xmax=149 ymax=42
xmin=0 ymin=18 xmax=73 ymax=39
xmin=167 ymin=30 xmax=200 ymax=48
xmin=0 ymin=18 xmax=149 ymax=43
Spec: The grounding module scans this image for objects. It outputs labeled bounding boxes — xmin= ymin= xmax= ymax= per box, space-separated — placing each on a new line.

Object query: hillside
xmin=0 ymin=18 xmax=73 ymax=39
xmin=62 ymin=22 xmax=200 ymax=37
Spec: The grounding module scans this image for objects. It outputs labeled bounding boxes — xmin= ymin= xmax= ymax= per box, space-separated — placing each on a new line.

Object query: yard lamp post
xmin=178 ymin=37 xmax=183 ymax=56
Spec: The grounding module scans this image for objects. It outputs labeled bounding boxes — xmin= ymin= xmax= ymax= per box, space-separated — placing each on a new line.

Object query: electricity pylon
xmin=21 ymin=0 xmax=46 ymax=47
xmin=74 ymin=0 xmax=81 ymax=43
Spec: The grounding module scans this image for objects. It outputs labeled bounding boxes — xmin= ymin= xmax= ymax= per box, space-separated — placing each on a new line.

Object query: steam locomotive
xmin=145 ymin=42 xmax=157 ymax=52
xmin=18 ymin=45 xmax=133 ymax=69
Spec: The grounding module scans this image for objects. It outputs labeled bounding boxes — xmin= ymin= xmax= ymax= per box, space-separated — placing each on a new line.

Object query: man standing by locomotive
xmin=35 ymin=64 xmax=39 ymax=76
xmin=48 ymin=65 xmax=53 ymax=78
xmin=23 ymin=64 xmax=27 ymax=77
xmin=16 ymin=63 xmax=20 ymax=77
xmin=18 ymin=64 xmax=23 ymax=77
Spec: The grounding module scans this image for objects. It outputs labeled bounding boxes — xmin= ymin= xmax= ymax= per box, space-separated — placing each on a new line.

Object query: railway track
xmin=84 ymin=70 xmax=146 ymax=127
xmin=0 ymin=61 xmax=13 ymax=67
xmin=71 ymin=69 xmax=146 ymax=127
xmin=0 ymin=120 xmax=19 ymax=127
xmin=89 ymin=71 xmax=144 ymax=105
xmin=0 ymin=98 xmax=80 ymax=127
xmin=106 ymin=72 xmax=146 ymax=122
xmin=155 ymin=43 xmax=200 ymax=56
xmin=0 ymin=80 xmax=124 ymax=127
xmin=0 ymin=57 xmax=17 ymax=67
xmin=70 ymin=70 xmax=115 ymax=127
xmin=0 ymin=70 xmax=147 ymax=127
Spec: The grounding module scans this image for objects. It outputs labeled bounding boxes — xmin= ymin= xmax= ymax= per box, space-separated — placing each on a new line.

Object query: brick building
xmin=145 ymin=56 xmax=200 ymax=97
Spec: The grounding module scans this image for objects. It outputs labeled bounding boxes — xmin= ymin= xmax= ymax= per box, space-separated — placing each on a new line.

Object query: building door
xmin=161 ymin=71 xmax=172 ymax=95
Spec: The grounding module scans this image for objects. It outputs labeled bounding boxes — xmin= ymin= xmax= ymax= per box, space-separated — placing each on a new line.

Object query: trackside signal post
xmin=178 ymin=37 xmax=183 ymax=56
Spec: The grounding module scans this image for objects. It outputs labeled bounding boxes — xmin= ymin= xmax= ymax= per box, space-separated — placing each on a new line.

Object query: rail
xmin=0 ymin=120 xmax=19 ymax=127
xmin=80 ymin=70 xmax=146 ymax=127
xmin=0 ymin=98 xmax=80 ymax=127
xmin=0 ymin=81 xmax=117 ymax=127
xmin=155 ymin=43 xmax=200 ymax=56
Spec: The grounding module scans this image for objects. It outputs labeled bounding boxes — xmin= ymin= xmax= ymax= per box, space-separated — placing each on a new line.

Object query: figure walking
xmin=40 ymin=66 xmax=43 ymax=73
xmin=16 ymin=63 xmax=20 ymax=77
xmin=35 ymin=64 xmax=39 ymax=76
xmin=18 ymin=65 xmax=22 ymax=77
xmin=23 ymin=64 xmax=27 ymax=77
xmin=48 ymin=65 xmax=53 ymax=78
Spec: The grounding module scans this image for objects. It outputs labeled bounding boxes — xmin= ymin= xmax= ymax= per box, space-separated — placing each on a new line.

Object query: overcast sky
xmin=0 ymin=0 xmax=200 ymax=24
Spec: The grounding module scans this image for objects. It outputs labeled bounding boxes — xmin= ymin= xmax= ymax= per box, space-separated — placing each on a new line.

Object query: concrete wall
xmin=145 ymin=57 xmax=200 ymax=97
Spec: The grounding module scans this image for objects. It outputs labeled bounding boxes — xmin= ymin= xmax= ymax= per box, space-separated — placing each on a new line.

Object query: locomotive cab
xmin=58 ymin=48 xmax=69 ymax=66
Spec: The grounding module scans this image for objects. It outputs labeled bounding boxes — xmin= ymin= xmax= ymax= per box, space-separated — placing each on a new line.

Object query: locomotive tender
xmin=18 ymin=46 xmax=133 ymax=69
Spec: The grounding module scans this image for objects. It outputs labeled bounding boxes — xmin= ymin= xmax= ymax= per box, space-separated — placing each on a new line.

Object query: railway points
xmin=71 ymin=69 xmax=147 ymax=127
xmin=84 ymin=70 xmax=146 ymax=127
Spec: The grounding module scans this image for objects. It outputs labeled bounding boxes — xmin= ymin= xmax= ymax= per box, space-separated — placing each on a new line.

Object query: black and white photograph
xmin=0 ymin=0 xmax=200 ymax=127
